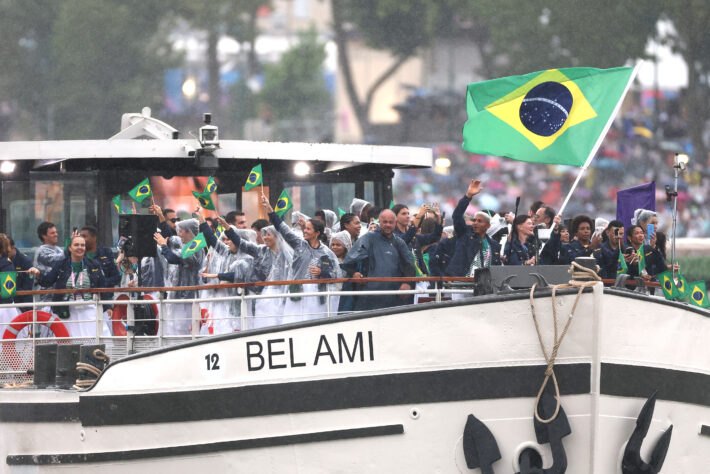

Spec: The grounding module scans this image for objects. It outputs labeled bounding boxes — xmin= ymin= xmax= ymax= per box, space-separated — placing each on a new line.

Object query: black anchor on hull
xmin=516 ymin=391 xmax=571 ymax=474
xmin=463 ymin=414 xmax=501 ymax=474
xmin=621 ymin=391 xmax=673 ymax=474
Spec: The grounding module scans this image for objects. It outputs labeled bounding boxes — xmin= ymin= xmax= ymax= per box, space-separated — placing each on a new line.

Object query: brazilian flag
xmin=1 ymin=272 xmax=18 ymax=299
xmin=389 ymin=200 xmax=395 ymax=210
xmin=112 ymin=195 xmax=122 ymax=214
xmin=676 ymin=272 xmax=689 ymax=299
xmin=616 ymin=249 xmax=628 ymax=277
xmin=215 ymin=224 xmax=226 ymax=237
xmin=657 ymin=270 xmax=680 ymax=301
xmin=192 ymin=190 xmax=216 ymax=211
xmin=688 ymin=281 xmax=710 ymax=308
xmin=182 ymin=233 xmax=207 ymax=259
xmin=337 ymin=207 xmax=346 ymax=218
xmin=273 ymin=189 xmax=293 ymax=217
xmin=128 ymin=178 xmax=152 ymax=204
xmin=205 ymin=176 xmax=218 ymax=194
xmin=245 ymin=164 xmax=262 ymax=191
xmin=411 ymin=250 xmax=424 ymax=277
xmin=636 ymin=244 xmax=646 ymax=273
xmin=463 ymin=66 xmax=636 ymax=166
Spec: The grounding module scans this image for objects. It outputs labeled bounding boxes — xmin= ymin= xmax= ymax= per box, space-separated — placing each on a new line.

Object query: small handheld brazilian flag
xmin=128 ymin=178 xmax=152 ymax=204
xmin=273 ymin=189 xmax=292 ymax=217
xmin=192 ymin=190 xmax=216 ymax=211
xmin=245 ymin=164 xmax=262 ymax=191
xmin=616 ymin=249 xmax=628 ymax=276
xmin=112 ymin=195 xmax=122 ymax=214
xmin=337 ymin=207 xmax=346 ymax=218
xmin=205 ymin=176 xmax=218 ymax=194
xmin=687 ymin=280 xmax=710 ymax=308
xmin=1 ymin=272 xmax=18 ymax=299
xmin=657 ymin=270 xmax=680 ymax=301
xmin=182 ymin=233 xmax=207 ymax=259
xmin=636 ymin=244 xmax=646 ymax=273
xmin=676 ymin=272 xmax=689 ymax=299
xmin=389 ymin=200 xmax=395 ymax=210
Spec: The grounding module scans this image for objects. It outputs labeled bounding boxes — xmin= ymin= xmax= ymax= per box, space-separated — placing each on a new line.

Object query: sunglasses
xmin=169 ymin=218 xmax=180 ymax=223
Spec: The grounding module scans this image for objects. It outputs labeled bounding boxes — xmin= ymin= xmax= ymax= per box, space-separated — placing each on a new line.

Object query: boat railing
xmin=0 ymin=275 xmax=656 ymax=385
xmin=0 ymin=277 xmax=480 ymax=384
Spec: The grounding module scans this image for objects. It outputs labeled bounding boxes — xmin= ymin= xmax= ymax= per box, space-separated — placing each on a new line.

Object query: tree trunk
xmin=331 ymin=0 xmax=413 ymax=142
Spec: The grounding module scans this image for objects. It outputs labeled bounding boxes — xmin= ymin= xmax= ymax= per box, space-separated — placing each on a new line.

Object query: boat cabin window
xmin=2 ymin=172 xmax=98 ymax=253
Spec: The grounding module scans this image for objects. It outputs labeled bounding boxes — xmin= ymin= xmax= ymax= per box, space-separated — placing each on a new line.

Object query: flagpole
xmin=551 ymin=62 xmax=641 ymax=230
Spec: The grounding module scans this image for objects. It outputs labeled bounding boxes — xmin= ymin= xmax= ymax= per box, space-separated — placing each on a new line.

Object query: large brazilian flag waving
xmin=462 ymin=66 xmax=635 ymax=166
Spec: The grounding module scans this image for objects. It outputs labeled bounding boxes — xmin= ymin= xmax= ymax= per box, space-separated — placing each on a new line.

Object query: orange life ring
xmin=112 ymin=294 xmax=159 ymax=336
xmin=2 ymin=310 xmax=70 ymax=339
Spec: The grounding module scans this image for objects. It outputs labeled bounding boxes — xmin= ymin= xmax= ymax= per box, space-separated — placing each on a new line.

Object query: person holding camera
xmin=595 ymin=220 xmax=625 ymax=279
xmin=623 ymin=224 xmax=666 ymax=279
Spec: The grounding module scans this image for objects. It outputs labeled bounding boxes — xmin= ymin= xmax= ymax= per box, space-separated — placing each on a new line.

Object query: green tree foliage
xmin=50 ymin=0 xmax=176 ymax=139
xmin=0 ymin=0 xmax=175 ymax=139
xmin=452 ymin=0 xmax=662 ymax=77
xmin=0 ymin=1 xmax=62 ymax=138
xmin=258 ymin=29 xmax=330 ymax=120
xmin=661 ymin=0 xmax=710 ymax=165
xmin=332 ymin=0 xmax=455 ymax=137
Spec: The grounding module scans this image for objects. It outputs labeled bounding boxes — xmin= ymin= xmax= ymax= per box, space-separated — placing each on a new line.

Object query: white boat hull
xmin=1 ymin=284 xmax=708 ymax=472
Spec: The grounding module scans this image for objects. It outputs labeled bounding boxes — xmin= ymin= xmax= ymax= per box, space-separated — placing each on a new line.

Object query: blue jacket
xmin=38 ymin=257 xmax=107 ymax=304
xmin=596 ymin=242 xmax=624 ymax=279
xmin=504 ymin=237 xmax=535 ymax=266
xmin=562 ymin=240 xmax=598 ymax=263
xmin=10 ymin=250 xmax=34 ymax=306
xmin=429 ymin=237 xmax=456 ymax=277
xmin=623 ymin=244 xmax=666 ymax=277
xmin=539 ymin=231 xmax=568 ymax=265
xmin=445 ymin=195 xmax=502 ymax=276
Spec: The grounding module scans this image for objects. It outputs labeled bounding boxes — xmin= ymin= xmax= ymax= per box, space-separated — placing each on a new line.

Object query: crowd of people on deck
xmin=0 ymin=179 xmax=676 ymax=338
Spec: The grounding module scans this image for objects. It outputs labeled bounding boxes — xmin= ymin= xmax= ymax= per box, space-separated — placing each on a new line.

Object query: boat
xmin=0 ymin=111 xmax=708 ymax=473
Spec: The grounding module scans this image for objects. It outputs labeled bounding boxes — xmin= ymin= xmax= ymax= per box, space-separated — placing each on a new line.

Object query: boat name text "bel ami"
xmin=246 ymin=331 xmax=375 ymax=371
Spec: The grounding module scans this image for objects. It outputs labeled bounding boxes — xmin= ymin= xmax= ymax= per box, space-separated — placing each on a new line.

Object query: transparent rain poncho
xmin=161 ymin=235 xmax=183 ymax=296
xmin=203 ymin=226 xmax=255 ymax=334
xmin=224 ymin=225 xmax=294 ymax=328
xmin=273 ymin=216 xmax=340 ymax=322
xmin=349 ymin=198 xmax=370 ymax=216
xmin=164 ymin=219 xmax=204 ymax=299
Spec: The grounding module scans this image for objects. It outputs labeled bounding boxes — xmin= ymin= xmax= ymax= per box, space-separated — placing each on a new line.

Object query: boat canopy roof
xmin=0 ymin=139 xmax=432 ymax=169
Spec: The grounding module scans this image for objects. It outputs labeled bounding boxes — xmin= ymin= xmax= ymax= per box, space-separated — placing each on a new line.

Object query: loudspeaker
xmin=119 ymin=214 xmax=159 ymax=258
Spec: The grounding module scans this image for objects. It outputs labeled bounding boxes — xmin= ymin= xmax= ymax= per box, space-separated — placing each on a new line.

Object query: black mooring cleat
xmin=622 ymin=391 xmax=673 ymax=474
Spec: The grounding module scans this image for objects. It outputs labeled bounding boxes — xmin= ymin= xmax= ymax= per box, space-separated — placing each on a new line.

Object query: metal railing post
xmin=191 ymin=301 xmax=200 ymax=339
xmin=158 ymin=292 xmax=166 ymax=347
xmin=240 ymin=288 xmax=247 ymax=331
xmin=326 ymin=288 xmax=331 ymax=318
xmin=126 ymin=296 xmax=135 ymax=354
xmin=94 ymin=295 xmax=102 ymax=343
